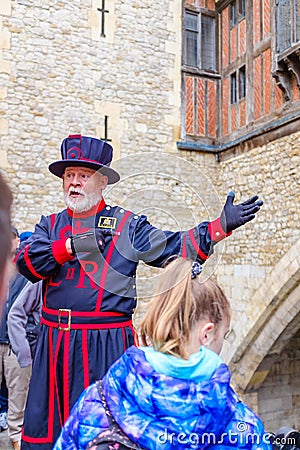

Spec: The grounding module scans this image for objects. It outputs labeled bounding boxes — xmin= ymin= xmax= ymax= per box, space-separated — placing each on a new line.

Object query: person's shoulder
xmin=78 ymin=381 xmax=103 ymax=408
xmin=101 ymin=204 xmax=133 ymax=216
xmin=12 ymin=272 xmax=28 ymax=290
xmin=77 ymin=381 xmax=108 ymax=425
xmin=99 ymin=205 xmax=148 ymax=227
xmin=39 ymin=209 xmax=68 ymax=225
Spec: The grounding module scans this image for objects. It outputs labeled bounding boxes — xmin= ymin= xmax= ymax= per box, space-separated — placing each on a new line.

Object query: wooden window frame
xmin=276 ymin=0 xmax=300 ymax=54
xmin=183 ymin=8 xmax=217 ymax=74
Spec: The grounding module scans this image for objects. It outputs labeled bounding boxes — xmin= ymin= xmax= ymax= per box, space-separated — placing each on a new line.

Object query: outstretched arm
xmin=208 ymin=191 xmax=263 ymax=242
xmin=130 ymin=191 xmax=263 ymax=267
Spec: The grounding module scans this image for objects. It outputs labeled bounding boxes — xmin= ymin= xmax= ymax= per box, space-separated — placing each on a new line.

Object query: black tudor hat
xmin=48 ymin=134 xmax=120 ymax=185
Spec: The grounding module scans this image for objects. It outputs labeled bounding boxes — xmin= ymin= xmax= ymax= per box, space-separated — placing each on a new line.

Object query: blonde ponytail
xmin=139 ymin=257 xmax=230 ymax=359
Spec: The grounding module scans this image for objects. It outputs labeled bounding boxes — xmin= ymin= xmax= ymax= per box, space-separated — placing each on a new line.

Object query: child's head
xmin=139 ymin=257 xmax=231 ymax=359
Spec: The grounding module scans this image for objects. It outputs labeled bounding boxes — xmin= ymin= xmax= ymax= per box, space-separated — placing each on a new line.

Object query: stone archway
xmin=228 ymin=238 xmax=300 ymax=393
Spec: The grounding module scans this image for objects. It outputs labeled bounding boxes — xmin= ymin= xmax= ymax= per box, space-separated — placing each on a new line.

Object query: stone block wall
xmin=256 ymin=330 xmax=300 ymax=431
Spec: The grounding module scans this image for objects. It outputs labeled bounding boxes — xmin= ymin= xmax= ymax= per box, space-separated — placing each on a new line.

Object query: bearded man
xmin=15 ymin=134 xmax=263 ymax=450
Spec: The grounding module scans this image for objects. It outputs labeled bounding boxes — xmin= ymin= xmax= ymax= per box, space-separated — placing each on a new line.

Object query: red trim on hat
xmin=64 ymin=157 xmax=108 ymax=166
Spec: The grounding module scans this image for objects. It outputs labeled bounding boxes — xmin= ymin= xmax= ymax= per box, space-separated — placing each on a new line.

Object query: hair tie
xmin=191 ymin=261 xmax=203 ymax=279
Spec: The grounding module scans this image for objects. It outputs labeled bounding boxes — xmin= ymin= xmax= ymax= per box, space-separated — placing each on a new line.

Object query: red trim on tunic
xmin=52 ymin=238 xmax=74 ymax=264
xmin=42 ymin=306 xmax=125 ymax=318
xmin=82 ymin=330 xmax=90 ymax=389
xmin=95 ymin=210 xmax=131 ymax=311
xmin=24 ymin=246 xmax=45 ymax=279
xmin=63 ymin=332 xmax=70 ymax=421
xmin=40 ymin=317 xmax=133 ymax=330
xmin=48 ymin=327 xmax=55 ymax=439
xmin=67 ymin=197 xmax=106 ymax=218
xmin=208 ymin=217 xmax=232 ymax=242
xmin=188 ymin=229 xmax=209 ymax=261
xmin=14 ymin=245 xmax=24 ymax=265
xmin=181 ymin=234 xmax=187 ymax=258
xmin=50 ymin=213 xmax=57 ymax=231
xmin=54 ymin=332 xmax=64 ymax=428
xmin=121 ymin=327 xmax=126 ymax=352
xmin=22 ymin=328 xmax=57 ymax=444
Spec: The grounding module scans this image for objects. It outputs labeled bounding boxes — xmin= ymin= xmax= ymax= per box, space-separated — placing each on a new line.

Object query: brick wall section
xmin=222 ymin=77 xmax=229 ymax=135
xmin=196 ymin=77 xmax=205 ymax=135
xmin=222 ymin=8 xmax=229 ymax=69
xmin=254 ymin=56 xmax=262 ymax=119
xmin=206 ymin=0 xmax=215 ymax=10
xmin=188 ymin=0 xmax=300 ymax=146
xmin=274 ymin=80 xmax=284 ymax=110
xmin=230 ymin=25 xmax=237 ymax=63
xmin=186 ymin=77 xmax=216 ymax=139
xmin=292 ymin=77 xmax=300 ymax=102
xmin=231 ymin=104 xmax=237 ymax=132
xmin=185 ymin=76 xmax=195 ymax=134
xmin=262 ymin=0 xmax=271 ymax=38
xmin=253 ymin=0 xmax=261 ymax=45
xmin=238 ymin=19 xmax=246 ymax=56
xmin=240 ymin=99 xmax=246 ymax=127
xmin=207 ymin=79 xmax=216 ymax=137
xmin=263 ymin=48 xmax=271 ymax=116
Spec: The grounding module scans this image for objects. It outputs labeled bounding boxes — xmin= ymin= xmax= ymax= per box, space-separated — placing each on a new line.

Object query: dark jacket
xmin=0 ymin=271 xmax=28 ymax=344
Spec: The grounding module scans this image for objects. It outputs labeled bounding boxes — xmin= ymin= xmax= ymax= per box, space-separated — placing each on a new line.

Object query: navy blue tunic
xmin=16 ymin=200 xmax=223 ymax=449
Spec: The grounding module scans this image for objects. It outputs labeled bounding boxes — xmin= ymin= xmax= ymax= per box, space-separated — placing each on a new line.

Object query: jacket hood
xmin=103 ymin=346 xmax=237 ymax=449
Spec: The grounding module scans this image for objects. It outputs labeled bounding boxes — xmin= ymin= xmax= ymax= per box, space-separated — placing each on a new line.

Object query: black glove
xmin=70 ymin=229 xmax=106 ymax=254
xmin=220 ymin=191 xmax=263 ymax=233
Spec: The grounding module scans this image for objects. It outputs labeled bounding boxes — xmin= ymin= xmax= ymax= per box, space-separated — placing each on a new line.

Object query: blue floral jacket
xmin=53 ymin=346 xmax=272 ymax=450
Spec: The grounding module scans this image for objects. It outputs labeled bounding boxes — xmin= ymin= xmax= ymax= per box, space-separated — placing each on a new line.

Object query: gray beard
xmin=64 ymin=191 xmax=102 ymax=213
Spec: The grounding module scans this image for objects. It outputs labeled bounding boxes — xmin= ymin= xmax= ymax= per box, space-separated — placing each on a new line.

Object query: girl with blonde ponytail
xmin=139 ymin=257 xmax=231 ymax=359
xmin=54 ymin=257 xmax=271 ymax=450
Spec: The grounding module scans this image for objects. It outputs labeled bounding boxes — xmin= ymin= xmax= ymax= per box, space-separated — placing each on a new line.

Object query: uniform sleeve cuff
xmin=208 ymin=217 xmax=232 ymax=242
xmin=52 ymin=239 xmax=74 ymax=264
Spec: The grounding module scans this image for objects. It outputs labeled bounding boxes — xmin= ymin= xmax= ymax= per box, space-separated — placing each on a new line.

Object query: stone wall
xmin=257 ymin=330 xmax=300 ymax=431
xmin=0 ymin=0 xmax=183 ymax=226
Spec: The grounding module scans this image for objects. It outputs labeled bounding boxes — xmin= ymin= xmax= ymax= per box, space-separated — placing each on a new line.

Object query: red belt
xmin=41 ymin=306 xmax=132 ymax=331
